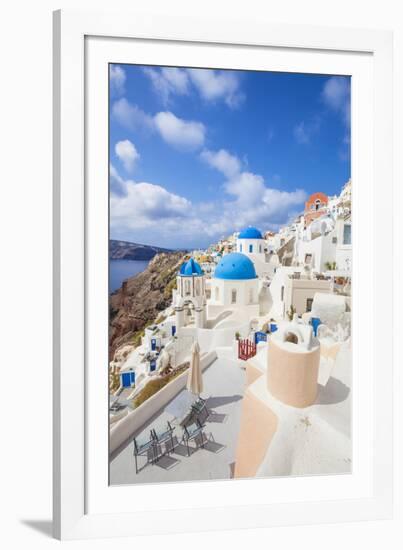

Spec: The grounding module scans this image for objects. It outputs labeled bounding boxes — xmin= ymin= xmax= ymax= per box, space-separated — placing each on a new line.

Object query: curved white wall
xmin=197 ymin=321 xmax=251 ymax=351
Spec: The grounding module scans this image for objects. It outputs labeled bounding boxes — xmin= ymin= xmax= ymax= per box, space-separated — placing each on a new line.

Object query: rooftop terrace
xmin=110 ymin=353 xmax=246 ymax=485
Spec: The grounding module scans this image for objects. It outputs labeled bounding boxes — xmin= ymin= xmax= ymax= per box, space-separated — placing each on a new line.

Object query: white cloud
xmin=110 ymin=168 xmax=211 ymax=247
xmin=110 ymin=178 xmax=191 ymax=232
xmin=110 ymin=65 xmax=126 ymax=96
xmin=267 ymin=128 xmax=275 ymax=143
xmin=200 ymin=149 xmax=241 ymax=178
xmin=187 ymin=68 xmax=244 ymax=108
xmin=143 ymin=67 xmax=190 ymax=105
xmin=199 ymin=149 xmax=307 ymax=233
xmin=221 ymin=171 xmax=306 ymax=228
xmin=112 ymin=98 xmax=154 ymax=132
xmin=110 ymin=151 xmax=307 ymax=247
xmin=109 ymin=163 xmax=127 ymax=196
xmin=154 ymin=111 xmax=206 ymax=150
xmin=112 ymin=99 xmax=206 ymax=151
xmin=115 ymin=140 xmax=140 ymax=172
xmin=322 ymin=76 xmax=351 ymax=125
xmin=224 ymin=171 xmax=265 ymax=204
xmin=143 ymin=66 xmax=245 ymax=108
xmin=293 ymin=117 xmax=321 ymax=145
xmin=293 ymin=122 xmax=310 ymax=144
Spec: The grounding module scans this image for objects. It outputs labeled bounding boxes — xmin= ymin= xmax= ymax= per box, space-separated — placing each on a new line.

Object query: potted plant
xmin=286 ymin=304 xmax=296 ymax=321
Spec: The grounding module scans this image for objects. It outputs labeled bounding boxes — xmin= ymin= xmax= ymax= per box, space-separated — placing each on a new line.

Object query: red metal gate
xmin=238 ymin=338 xmax=257 ymax=360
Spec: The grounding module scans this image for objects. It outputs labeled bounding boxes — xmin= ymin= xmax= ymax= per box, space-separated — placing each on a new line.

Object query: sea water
xmin=109 ymin=260 xmax=149 ymax=293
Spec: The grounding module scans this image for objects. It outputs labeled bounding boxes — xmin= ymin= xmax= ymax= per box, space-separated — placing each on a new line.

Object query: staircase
xmin=276 ymin=236 xmax=295 ymax=266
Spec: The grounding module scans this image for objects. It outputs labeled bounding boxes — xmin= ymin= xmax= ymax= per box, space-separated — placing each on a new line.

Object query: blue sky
xmin=109 ymin=64 xmax=350 ymax=249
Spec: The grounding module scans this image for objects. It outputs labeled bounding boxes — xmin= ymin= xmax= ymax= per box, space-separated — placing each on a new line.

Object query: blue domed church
xmin=208 ymin=252 xmax=260 ymax=316
xmin=235 ymin=225 xmax=278 ymax=279
xmin=236 ymin=226 xmax=265 ymax=255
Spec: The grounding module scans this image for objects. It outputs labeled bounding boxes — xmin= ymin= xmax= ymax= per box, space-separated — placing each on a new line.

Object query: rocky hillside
xmin=110 ymin=239 xmax=172 ymax=261
xmin=109 ymin=251 xmax=185 ymax=360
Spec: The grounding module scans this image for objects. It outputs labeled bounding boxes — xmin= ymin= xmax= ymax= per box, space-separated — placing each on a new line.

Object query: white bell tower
xmin=174 ymin=258 xmax=206 ymax=329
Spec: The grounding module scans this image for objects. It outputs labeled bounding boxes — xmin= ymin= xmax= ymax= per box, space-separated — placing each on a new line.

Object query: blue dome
xmin=214 ymin=253 xmax=257 ymax=280
xmin=238 ymin=226 xmax=263 ymax=239
xmin=179 ymin=258 xmax=203 ymax=277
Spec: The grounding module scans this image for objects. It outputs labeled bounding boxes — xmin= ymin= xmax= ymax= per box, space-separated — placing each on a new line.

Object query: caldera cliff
xmin=109 ymin=251 xmax=185 ymax=361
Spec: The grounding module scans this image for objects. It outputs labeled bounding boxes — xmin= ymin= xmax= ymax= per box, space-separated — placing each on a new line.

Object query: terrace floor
xmin=110 ymin=353 xmax=246 ymax=485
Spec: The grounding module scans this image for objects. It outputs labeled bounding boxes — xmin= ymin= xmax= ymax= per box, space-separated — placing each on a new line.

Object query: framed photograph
xmin=53 ymin=9 xmax=394 ymax=540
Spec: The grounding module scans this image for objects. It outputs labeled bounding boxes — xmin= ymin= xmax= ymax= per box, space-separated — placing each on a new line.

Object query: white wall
xmin=335 ymin=218 xmax=352 ymax=271
xmin=297 ymin=218 xmax=352 ymax=273
xmin=248 ymin=253 xmax=277 ymax=278
xmin=269 ymin=267 xmax=303 ymax=318
xmin=237 ymin=238 xmax=265 ymax=254
xmin=284 ymin=278 xmax=332 ymax=316
xmin=297 ymin=230 xmax=338 ymax=271
xmin=208 ymin=277 xmax=259 ymax=308
xmin=197 ymin=321 xmax=251 ymax=350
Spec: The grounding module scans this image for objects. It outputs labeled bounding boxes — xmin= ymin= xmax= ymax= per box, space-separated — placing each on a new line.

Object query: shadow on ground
xmin=206 ymin=395 xmax=242 ymax=408
xmin=316 ymin=376 xmax=350 ymax=405
xmin=207 ymin=412 xmax=227 ymax=423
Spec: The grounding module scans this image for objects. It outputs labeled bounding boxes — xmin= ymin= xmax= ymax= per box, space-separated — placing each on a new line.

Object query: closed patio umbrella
xmin=186 ymin=341 xmax=203 ymax=396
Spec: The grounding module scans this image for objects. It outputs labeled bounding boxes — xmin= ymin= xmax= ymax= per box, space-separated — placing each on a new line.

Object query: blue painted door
xmin=249 ymin=244 xmax=253 ymax=253
xmin=171 ymin=325 xmax=176 ymax=336
xmin=255 ymin=331 xmax=267 ymax=344
xmin=121 ymin=373 xmax=132 ymax=388
xmin=150 ymin=360 xmax=157 ymax=372
xmin=311 ymin=317 xmax=321 ymax=337
xmin=270 ymin=323 xmax=278 ymax=333
xmin=151 ymin=338 xmax=156 ymax=351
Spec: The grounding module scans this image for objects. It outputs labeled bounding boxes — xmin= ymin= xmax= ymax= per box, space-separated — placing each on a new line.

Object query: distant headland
xmin=109 ymin=239 xmax=174 ymax=261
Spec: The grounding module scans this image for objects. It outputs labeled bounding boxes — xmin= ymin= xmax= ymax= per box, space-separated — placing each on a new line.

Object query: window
xmin=305 ymin=253 xmax=312 ymax=265
xmin=185 ymin=280 xmax=191 ymax=295
xmin=259 ymin=244 xmax=262 ymax=253
xmin=343 ymin=224 xmax=352 ymax=245
xmin=215 ymin=287 xmax=219 ymax=301
xmin=231 ymin=289 xmax=237 ymax=304
xmin=306 ymin=298 xmax=313 ymax=312
xmin=280 ymin=286 xmax=284 ymax=301
xmin=285 ymin=331 xmax=298 ymax=344
xmin=195 ymin=280 xmax=200 ymax=296
xmin=332 ymin=237 xmax=337 ymax=244
xmin=249 ymin=244 xmax=253 ymax=253
xmin=239 ymin=243 xmax=242 ymax=252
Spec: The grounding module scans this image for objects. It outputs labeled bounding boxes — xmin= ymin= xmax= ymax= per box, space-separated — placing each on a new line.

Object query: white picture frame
xmin=53 ymin=9 xmax=393 ymax=540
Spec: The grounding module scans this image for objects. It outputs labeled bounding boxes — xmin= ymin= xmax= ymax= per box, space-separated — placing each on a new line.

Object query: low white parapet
xmin=109 ymin=408 xmax=129 ymax=425
xmin=109 ymin=350 xmax=217 ymax=456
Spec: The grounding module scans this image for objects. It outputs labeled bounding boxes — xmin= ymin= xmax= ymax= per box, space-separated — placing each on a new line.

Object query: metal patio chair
xmin=151 ymin=421 xmax=176 ymax=457
xmin=109 ymin=400 xmax=121 ymax=413
xmin=133 ymin=432 xmax=156 ymax=474
xmin=191 ymin=397 xmax=210 ymax=425
xmin=182 ymin=420 xmax=206 ymax=456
